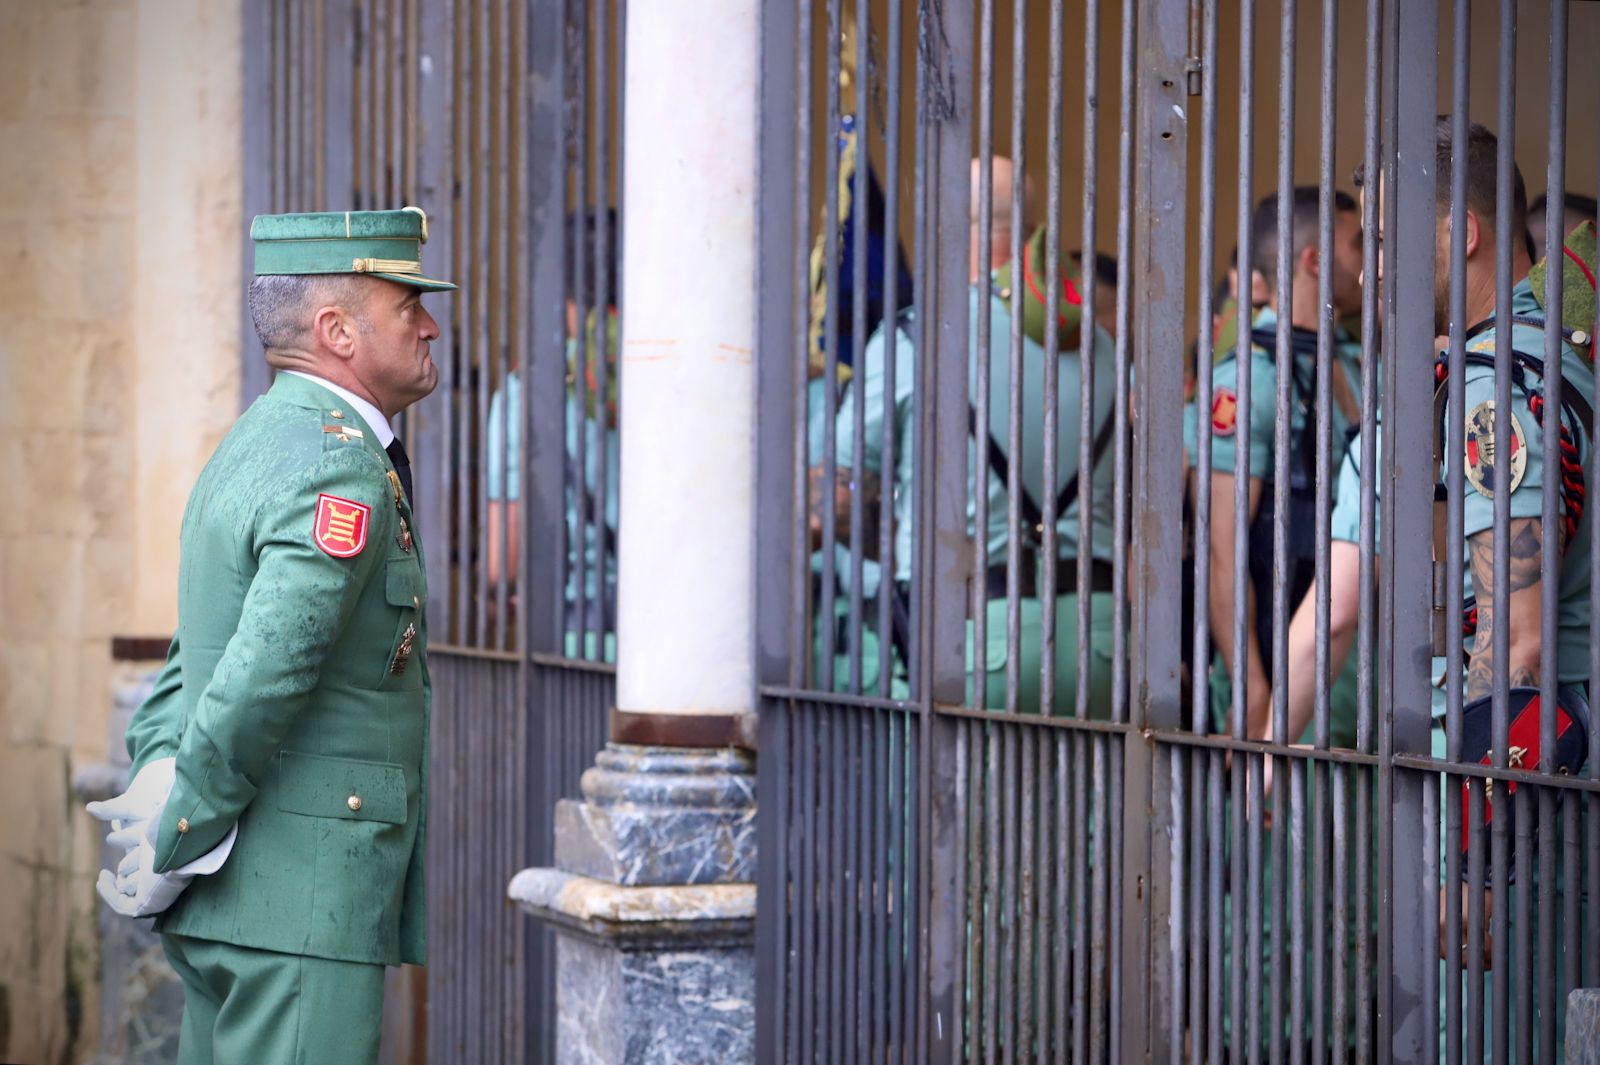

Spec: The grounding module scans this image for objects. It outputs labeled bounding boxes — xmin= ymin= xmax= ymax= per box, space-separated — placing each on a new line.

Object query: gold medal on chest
xmin=385 ymin=470 xmax=413 ymax=551
xmin=390 ymin=623 xmax=417 ymax=675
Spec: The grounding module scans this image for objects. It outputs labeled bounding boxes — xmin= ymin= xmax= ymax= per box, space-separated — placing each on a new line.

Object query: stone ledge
xmin=508 ymin=868 xmax=755 ymax=949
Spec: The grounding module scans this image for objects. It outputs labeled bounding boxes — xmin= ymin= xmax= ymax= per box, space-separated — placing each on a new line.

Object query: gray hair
xmin=248 ymin=274 xmax=371 ymax=349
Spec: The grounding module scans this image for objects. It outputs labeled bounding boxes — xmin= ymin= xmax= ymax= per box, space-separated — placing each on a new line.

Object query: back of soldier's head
xmin=1429 ymin=116 xmax=1528 ymax=243
xmin=1249 ymin=187 xmax=1358 ymax=299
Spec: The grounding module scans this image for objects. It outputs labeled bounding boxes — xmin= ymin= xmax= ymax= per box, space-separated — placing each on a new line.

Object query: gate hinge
xmin=1430 ymin=560 xmax=1449 ymax=657
xmin=1185 ymin=58 xmax=1204 ymax=97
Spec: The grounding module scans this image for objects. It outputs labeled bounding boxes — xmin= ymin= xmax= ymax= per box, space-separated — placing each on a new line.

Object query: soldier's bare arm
xmin=1464 ymin=517 xmax=1552 ymax=701
xmin=1278 ymin=540 xmax=1364 ymax=746
xmin=1206 ymin=471 xmax=1269 ymax=736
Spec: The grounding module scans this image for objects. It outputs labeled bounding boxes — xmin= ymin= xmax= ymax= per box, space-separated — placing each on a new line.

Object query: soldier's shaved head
xmin=970 ymin=155 xmax=1038 ymax=282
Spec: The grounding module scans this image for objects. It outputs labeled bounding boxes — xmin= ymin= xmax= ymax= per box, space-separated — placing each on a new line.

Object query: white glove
xmin=85 ymin=757 xmax=176 ymax=829
xmin=95 ymin=815 xmax=237 ymax=919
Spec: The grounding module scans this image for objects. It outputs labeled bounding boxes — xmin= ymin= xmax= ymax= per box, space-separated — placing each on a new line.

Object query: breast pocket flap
xmin=385 ymin=559 xmax=426 ymax=609
xmin=277 ymin=751 xmax=408 ymax=824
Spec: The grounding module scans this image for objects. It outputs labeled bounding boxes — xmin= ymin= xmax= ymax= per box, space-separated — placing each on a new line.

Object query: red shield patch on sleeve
xmin=1211 ymin=388 xmax=1238 ymax=437
xmin=313 ymin=494 xmax=371 ymax=557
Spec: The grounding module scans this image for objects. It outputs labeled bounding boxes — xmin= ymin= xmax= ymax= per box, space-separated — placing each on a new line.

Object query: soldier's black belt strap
xmin=983 ymin=557 xmax=1115 ymax=601
xmin=967 ymin=401 xmax=1118 ymax=536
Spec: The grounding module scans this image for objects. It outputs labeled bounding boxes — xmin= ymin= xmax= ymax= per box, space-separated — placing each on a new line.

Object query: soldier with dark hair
xmin=1270 ymin=116 xmax=1594 ymax=1052
xmin=1184 ymin=187 xmax=1367 ymax=745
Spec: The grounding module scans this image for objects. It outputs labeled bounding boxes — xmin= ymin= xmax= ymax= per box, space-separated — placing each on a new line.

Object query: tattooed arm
xmin=1464 ymin=518 xmax=1556 ymax=701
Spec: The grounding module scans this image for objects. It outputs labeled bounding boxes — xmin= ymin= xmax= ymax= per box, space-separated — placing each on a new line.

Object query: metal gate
xmin=241 ymin=1 xmax=625 ymax=1061
xmin=754 ymin=1 xmax=1600 ymax=1062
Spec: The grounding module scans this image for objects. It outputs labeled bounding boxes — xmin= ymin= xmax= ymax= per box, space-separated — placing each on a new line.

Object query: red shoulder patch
xmin=1211 ymin=388 xmax=1239 ymax=437
xmin=313 ymin=493 xmax=370 ymax=557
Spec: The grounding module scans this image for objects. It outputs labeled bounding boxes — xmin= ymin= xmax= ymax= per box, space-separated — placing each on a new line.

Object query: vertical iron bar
xmin=875 ymin=0 xmax=903 ymax=702
xmin=1489 ymin=1 xmax=1516 ymax=1056
xmin=1308 ymin=0 xmax=1338 ymax=1055
xmin=1443 ymin=6 xmax=1472 ymax=1062
xmin=1537 ymin=2 xmax=1570 ymax=1055
xmin=818 ymin=0 xmax=844 ymax=695
xmin=846 ymin=0 xmax=869 ymax=695
xmin=921 ymin=0 xmax=975 ymax=1056
xmin=753 ymin=0 xmax=802 ymax=1048
xmin=569 ymin=0 xmax=591 ymax=656
xmin=1126 ymin=0 xmax=1185 ymax=1059
xmin=1191 ymin=0 xmax=1221 ymax=1058
xmin=1382 ymin=0 xmax=1441 ymax=1056
xmin=1354 ymin=0 xmax=1382 ymax=1052
xmin=1070 ymin=0 xmax=1099 ymax=722
xmin=972 ymin=0 xmax=994 ymax=698
xmin=1270 ymin=4 xmax=1298 ymax=1058
xmin=1231 ymin=0 xmax=1257 ymax=1056
xmin=586 ymin=0 xmax=610 ymax=657
xmin=1002 ymin=0 xmax=1027 ymax=716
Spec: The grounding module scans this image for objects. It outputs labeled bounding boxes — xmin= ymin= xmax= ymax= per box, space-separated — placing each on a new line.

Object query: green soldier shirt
xmin=1330 ymin=277 xmax=1596 ymax=710
xmin=836 ymin=284 xmax=1120 ymax=588
xmin=486 ymin=369 xmax=619 ymax=614
xmin=1183 ymin=306 xmax=1364 ymax=482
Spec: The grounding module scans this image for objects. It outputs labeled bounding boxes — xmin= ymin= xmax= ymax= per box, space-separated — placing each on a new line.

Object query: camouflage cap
xmin=250 ymin=206 xmax=456 ymax=292
xmin=1528 ymin=219 xmax=1597 ymax=354
xmin=993 ymin=225 xmax=1085 ymax=349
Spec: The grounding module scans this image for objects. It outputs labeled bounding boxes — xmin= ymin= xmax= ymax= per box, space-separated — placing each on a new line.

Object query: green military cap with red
xmin=250 ymin=205 xmax=456 ymax=291
xmin=993 ymin=225 xmax=1086 ymax=348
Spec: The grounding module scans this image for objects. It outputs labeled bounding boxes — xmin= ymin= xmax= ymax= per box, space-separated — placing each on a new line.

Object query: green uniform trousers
xmin=972 ymin=591 xmax=1117 ymax=717
xmin=163 ymin=933 xmax=386 ymax=1065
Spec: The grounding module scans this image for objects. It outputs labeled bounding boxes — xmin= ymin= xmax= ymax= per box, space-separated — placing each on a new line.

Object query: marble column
xmin=509 ymin=0 xmax=759 ymax=1061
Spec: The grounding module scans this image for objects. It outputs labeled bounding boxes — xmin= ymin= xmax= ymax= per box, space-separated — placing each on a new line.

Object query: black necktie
xmin=386 ymin=438 xmax=413 ymax=506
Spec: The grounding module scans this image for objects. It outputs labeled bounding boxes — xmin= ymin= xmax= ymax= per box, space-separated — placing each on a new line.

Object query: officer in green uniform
xmin=87 ymin=208 xmax=453 ymax=1065
xmin=1184 ymin=187 xmax=1368 ymax=747
xmin=821 ymin=226 xmax=1120 ymax=714
xmin=485 ymin=208 xmax=618 ymax=660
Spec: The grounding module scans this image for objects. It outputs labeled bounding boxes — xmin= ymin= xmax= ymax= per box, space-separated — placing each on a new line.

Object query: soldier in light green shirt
xmin=820 ymin=226 xmax=1120 ymax=714
xmin=1276 ymin=120 xmax=1596 ymax=1055
xmin=1183 ymin=187 xmax=1368 ymax=745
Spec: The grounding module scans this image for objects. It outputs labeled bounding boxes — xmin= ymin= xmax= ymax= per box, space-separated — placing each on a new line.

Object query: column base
xmin=510 ymin=740 xmax=757 ymax=1064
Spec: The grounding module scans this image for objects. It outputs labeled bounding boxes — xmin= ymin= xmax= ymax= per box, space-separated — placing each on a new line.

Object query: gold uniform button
xmin=413 ymin=595 xmax=420 ymax=610
xmin=330 ymin=409 xmax=345 ymax=419
xmin=347 ymin=795 xmax=363 ymax=813
xmin=176 ymin=817 xmax=190 ymax=834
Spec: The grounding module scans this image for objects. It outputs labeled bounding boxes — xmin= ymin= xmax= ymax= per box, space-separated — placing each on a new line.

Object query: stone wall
xmin=0 ymin=2 xmax=241 ymax=1061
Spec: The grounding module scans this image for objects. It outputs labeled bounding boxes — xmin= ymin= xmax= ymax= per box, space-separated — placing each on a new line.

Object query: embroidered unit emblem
xmin=1464 ymin=400 xmax=1527 ymax=498
xmin=313 ymin=493 xmax=371 ymax=557
xmin=1211 ymin=388 xmax=1238 ymax=436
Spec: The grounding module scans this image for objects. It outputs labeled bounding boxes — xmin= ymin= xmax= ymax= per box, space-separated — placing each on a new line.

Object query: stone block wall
xmin=0 ymin=2 xmax=241 ymax=1061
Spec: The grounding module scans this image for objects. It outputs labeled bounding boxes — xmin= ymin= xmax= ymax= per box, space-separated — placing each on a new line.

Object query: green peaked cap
xmin=251 ymin=206 xmax=456 ymax=292
xmin=992 ymin=225 xmax=1086 ymax=348
xmin=1529 ymin=219 xmax=1597 ymax=354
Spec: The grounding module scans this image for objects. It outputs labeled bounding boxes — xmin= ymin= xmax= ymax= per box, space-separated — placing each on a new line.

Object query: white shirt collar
xmin=283 ymin=371 xmax=395 ymax=447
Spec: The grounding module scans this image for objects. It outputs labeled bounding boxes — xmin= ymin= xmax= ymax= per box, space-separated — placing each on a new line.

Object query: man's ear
xmin=1461 ymin=207 xmax=1484 ymax=260
xmin=311 ymin=304 xmax=356 ymax=360
xmin=1298 ymin=243 xmax=1320 ymax=281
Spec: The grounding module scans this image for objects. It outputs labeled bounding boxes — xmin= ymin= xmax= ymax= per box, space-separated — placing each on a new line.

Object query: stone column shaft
xmin=614 ymin=0 xmax=758 ymax=722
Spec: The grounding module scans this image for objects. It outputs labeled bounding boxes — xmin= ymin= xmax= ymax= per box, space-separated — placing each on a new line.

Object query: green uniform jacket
xmin=123 ymin=372 xmax=431 ymax=967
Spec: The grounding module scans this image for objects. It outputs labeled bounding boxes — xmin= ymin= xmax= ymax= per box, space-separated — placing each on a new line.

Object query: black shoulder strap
xmin=967 ymin=400 xmax=1118 ymax=537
